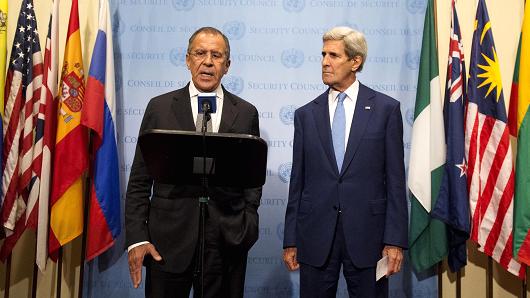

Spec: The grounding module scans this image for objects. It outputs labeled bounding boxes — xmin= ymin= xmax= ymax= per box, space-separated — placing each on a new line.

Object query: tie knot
xmin=337 ymin=92 xmax=347 ymax=103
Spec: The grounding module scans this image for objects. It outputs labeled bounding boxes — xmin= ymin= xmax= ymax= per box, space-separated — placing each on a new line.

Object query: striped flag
xmin=81 ymin=0 xmax=121 ymax=261
xmin=31 ymin=0 xmax=60 ymax=270
xmin=512 ymin=0 xmax=530 ymax=265
xmin=408 ymin=0 xmax=448 ymax=272
xmin=431 ymin=0 xmax=470 ymax=273
xmin=0 ymin=0 xmax=44 ymax=259
xmin=465 ymin=0 xmax=525 ymax=278
xmin=48 ymin=0 xmax=88 ymax=258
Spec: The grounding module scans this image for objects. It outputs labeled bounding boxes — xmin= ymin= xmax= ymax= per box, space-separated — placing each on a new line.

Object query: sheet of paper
xmin=376 ymin=255 xmax=388 ymax=281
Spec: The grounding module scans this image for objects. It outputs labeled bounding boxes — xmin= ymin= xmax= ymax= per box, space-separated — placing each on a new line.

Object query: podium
xmin=138 ymin=129 xmax=267 ymax=297
xmin=139 ymin=129 xmax=267 ymax=188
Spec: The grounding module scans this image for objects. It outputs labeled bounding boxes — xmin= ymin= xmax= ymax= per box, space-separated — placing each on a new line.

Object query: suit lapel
xmin=341 ymin=83 xmax=375 ymax=175
xmin=219 ymin=89 xmax=238 ymax=133
xmin=170 ymin=86 xmax=196 ymax=131
xmin=311 ymin=90 xmax=339 ymax=173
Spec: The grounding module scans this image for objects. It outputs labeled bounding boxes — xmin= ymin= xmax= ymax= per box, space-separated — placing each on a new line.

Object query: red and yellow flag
xmin=48 ymin=0 xmax=88 ymax=258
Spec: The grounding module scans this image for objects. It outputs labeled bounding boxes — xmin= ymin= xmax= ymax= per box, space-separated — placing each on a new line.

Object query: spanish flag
xmin=48 ymin=0 xmax=88 ymax=258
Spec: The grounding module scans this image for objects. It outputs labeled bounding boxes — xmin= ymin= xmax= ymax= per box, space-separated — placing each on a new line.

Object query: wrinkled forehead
xmin=189 ymin=32 xmax=228 ymax=52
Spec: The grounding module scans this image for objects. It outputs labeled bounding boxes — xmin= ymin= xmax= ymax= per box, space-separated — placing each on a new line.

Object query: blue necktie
xmin=332 ymin=92 xmax=347 ymax=171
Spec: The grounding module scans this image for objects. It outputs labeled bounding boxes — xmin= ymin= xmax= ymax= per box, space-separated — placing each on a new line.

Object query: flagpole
xmin=57 ymin=247 xmax=62 ymax=298
xmin=4 ymin=254 xmax=10 ymax=298
xmin=31 ymin=260 xmax=38 ymax=298
xmin=78 ymin=132 xmax=94 ymax=298
xmin=486 ymin=256 xmax=493 ymax=298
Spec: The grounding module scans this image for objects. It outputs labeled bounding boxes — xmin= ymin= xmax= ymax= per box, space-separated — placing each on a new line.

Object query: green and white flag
xmin=408 ymin=0 xmax=448 ymax=272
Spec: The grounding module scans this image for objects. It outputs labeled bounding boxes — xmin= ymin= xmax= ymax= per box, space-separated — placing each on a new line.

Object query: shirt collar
xmin=189 ymin=81 xmax=224 ymax=99
xmin=329 ymin=79 xmax=359 ymax=102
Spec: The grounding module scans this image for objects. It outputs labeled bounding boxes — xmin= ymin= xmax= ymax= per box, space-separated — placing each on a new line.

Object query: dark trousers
xmin=300 ymin=214 xmax=388 ymax=298
xmin=145 ymin=214 xmax=248 ymax=298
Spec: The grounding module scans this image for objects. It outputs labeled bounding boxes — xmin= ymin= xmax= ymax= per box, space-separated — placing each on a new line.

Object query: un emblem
xmin=276 ymin=222 xmax=284 ymax=241
xmin=223 ymin=21 xmax=246 ymax=40
xmin=283 ymin=0 xmax=305 ymax=13
xmin=169 ymin=48 xmax=187 ymax=67
xmin=406 ymin=108 xmax=414 ymax=127
xmin=278 ymin=162 xmax=292 ymax=183
xmin=222 ymin=75 xmax=244 ymax=95
xmin=112 ymin=15 xmax=125 ymax=37
xmin=281 ymin=49 xmax=304 ymax=68
xmin=279 ymin=105 xmax=296 ymax=125
xmin=405 ymin=50 xmax=420 ymax=70
xmin=172 ymin=0 xmax=194 ymax=11
xmin=407 ymin=0 xmax=427 ymax=14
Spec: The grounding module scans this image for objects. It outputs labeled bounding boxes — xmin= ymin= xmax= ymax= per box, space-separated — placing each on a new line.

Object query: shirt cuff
xmin=127 ymin=241 xmax=150 ymax=252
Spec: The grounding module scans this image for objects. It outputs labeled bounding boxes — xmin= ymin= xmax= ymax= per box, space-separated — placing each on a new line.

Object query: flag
xmin=431 ymin=0 xmax=470 ymax=273
xmin=0 ymin=0 xmax=7 ymax=116
xmin=465 ymin=0 xmax=525 ymax=278
xmin=81 ymin=0 xmax=120 ymax=261
xmin=512 ymin=0 xmax=530 ymax=265
xmin=408 ymin=0 xmax=448 ymax=272
xmin=30 ymin=0 xmax=60 ymax=270
xmin=48 ymin=0 xmax=88 ymax=258
xmin=0 ymin=0 xmax=43 ymax=259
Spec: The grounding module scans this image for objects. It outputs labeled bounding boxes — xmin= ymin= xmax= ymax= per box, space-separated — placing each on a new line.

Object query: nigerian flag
xmin=408 ymin=0 xmax=448 ymax=272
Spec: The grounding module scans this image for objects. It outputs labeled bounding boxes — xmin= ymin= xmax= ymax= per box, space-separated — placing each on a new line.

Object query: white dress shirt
xmin=189 ymin=81 xmax=224 ymax=132
xmin=328 ymin=80 xmax=359 ymax=151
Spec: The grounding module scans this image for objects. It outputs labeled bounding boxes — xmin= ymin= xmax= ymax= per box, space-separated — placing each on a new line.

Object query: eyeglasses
xmin=188 ymin=49 xmax=226 ymax=62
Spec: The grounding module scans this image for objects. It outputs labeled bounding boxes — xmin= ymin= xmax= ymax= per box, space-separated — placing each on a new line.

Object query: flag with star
xmin=431 ymin=0 xmax=470 ymax=273
xmin=465 ymin=0 xmax=525 ymax=278
xmin=511 ymin=0 xmax=530 ymax=266
xmin=408 ymin=0 xmax=448 ymax=272
xmin=0 ymin=0 xmax=44 ymax=259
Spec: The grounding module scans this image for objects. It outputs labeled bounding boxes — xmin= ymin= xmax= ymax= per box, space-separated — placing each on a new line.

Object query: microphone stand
xmin=194 ymin=102 xmax=211 ymax=298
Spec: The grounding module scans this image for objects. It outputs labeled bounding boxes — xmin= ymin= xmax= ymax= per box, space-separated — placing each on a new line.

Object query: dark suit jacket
xmin=283 ymin=83 xmax=408 ymax=268
xmin=125 ymin=84 xmax=262 ymax=273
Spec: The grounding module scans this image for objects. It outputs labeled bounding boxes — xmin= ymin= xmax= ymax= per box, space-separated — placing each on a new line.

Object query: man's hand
xmin=382 ymin=245 xmax=403 ymax=276
xmin=283 ymin=247 xmax=300 ymax=271
xmin=128 ymin=243 xmax=162 ymax=288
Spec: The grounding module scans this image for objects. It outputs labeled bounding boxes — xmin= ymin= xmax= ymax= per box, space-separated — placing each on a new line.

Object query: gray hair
xmin=323 ymin=26 xmax=367 ymax=71
xmin=188 ymin=27 xmax=231 ymax=60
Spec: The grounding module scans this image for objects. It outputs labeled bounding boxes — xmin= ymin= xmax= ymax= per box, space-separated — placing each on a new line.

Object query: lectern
xmin=139 ymin=129 xmax=267 ymax=297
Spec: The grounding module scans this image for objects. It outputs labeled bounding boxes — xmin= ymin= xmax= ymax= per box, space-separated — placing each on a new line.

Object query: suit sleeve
xmin=124 ymin=101 xmax=155 ymax=248
xmin=283 ymin=109 xmax=304 ymax=248
xmin=383 ymin=102 xmax=408 ymax=249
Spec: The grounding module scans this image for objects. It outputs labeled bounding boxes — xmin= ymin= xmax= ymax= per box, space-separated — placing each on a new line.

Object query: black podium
xmin=138 ymin=129 xmax=267 ymax=297
xmin=139 ymin=129 xmax=267 ymax=188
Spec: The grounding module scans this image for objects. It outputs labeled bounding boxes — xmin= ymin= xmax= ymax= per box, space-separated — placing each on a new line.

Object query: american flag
xmin=0 ymin=0 xmax=44 ymax=259
xmin=465 ymin=0 xmax=525 ymax=278
xmin=431 ymin=0 xmax=469 ymax=273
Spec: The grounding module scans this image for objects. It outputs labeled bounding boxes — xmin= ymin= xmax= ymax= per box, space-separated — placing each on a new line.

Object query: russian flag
xmin=81 ymin=0 xmax=121 ymax=261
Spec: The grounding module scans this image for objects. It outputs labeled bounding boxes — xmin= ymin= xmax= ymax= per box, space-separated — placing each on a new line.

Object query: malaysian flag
xmin=0 ymin=0 xmax=44 ymax=259
xmin=465 ymin=0 xmax=525 ymax=278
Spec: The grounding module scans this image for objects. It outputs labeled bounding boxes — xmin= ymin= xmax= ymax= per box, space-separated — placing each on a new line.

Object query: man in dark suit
xmin=282 ymin=26 xmax=408 ymax=297
xmin=125 ymin=27 xmax=261 ymax=298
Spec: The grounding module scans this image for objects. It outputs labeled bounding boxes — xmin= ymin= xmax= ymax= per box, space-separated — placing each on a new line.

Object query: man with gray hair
xmin=283 ymin=26 xmax=408 ymax=297
xmin=126 ymin=27 xmax=261 ymax=297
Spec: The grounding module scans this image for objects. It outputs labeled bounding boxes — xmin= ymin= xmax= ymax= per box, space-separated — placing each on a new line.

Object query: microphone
xmin=198 ymin=93 xmax=217 ymax=114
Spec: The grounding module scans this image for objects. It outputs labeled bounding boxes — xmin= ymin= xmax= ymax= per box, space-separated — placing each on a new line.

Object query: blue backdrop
xmin=83 ymin=0 xmax=438 ymax=296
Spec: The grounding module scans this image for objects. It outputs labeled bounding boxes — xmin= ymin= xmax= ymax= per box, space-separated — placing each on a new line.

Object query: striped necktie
xmin=332 ymin=92 xmax=347 ymax=171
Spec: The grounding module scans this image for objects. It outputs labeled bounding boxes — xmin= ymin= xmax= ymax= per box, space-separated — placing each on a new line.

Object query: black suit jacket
xmin=125 ymin=84 xmax=262 ymax=273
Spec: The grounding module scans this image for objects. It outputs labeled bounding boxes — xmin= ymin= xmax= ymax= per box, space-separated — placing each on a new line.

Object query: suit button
xmin=338 ymin=178 xmax=342 ymax=183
